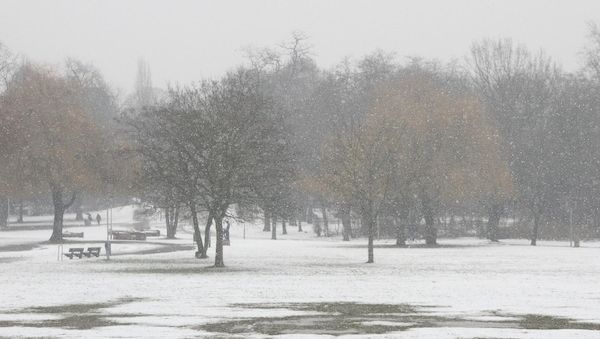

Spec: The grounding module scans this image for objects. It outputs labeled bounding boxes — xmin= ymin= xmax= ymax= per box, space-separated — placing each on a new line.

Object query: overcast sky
xmin=1 ymin=0 xmax=600 ymax=94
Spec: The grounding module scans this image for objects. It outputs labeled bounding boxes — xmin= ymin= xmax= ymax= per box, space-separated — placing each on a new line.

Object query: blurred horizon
xmin=1 ymin=0 xmax=599 ymax=94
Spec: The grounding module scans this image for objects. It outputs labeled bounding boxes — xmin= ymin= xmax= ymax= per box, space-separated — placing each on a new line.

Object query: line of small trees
xmin=305 ymin=36 xmax=600 ymax=261
xmin=236 ymin=31 xmax=600 ymax=263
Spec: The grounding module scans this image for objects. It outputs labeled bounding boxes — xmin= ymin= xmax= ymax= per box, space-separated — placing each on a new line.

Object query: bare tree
xmin=126 ymin=69 xmax=291 ymax=267
xmin=0 ymin=42 xmax=16 ymax=228
xmin=468 ymin=38 xmax=561 ymax=245
xmin=134 ymin=58 xmax=156 ymax=109
xmin=582 ymin=22 xmax=600 ymax=81
xmin=278 ymin=31 xmax=313 ymax=77
xmin=0 ymin=42 xmax=16 ymax=92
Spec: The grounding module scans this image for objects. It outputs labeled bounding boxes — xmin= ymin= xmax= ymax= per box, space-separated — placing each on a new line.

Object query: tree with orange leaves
xmin=320 ymin=64 xmax=512 ymax=261
xmin=0 ymin=63 xmax=113 ymax=242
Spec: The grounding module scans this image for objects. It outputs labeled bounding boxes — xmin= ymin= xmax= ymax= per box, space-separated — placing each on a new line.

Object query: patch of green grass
xmin=199 ymin=302 xmax=600 ymax=336
xmin=199 ymin=302 xmax=442 ymax=336
xmin=1 ymin=297 xmax=146 ymax=330
xmin=200 ymin=314 xmax=412 ymax=336
xmin=520 ymin=314 xmax=600 ymax=331
xmin=23 ymin=297 xmax=143 ymax=314
xmin=233 ymin=302 xmax=418 ymax=316
xmin=0 ymin=315 xmax=124 ymax=330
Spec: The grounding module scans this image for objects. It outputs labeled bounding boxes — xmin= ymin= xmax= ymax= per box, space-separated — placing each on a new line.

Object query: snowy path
xmin=1 ymin=209 xmax=600 ymax=338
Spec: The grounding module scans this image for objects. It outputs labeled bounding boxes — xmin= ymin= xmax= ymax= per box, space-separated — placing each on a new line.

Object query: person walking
xmin=96 ymin=213 xmax=102 ymax=225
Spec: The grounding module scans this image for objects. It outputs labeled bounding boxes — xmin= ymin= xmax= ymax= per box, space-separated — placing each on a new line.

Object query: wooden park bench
xmin=131 ymin=231 xmax=147 ymax=240
xmin=63 ymin=231 xmax=84 ymax=238
xmin=110 ymin=230 xmax=147 ymax=241
xmin=83 ymin=247 xmax=101 ymax=258
xmin=142 ymin=229 xmax=160 ymax=237
xmin=63 ymin=248 xmax=84 ymax=259
xmin=110 ymin=230 xmax=129 ymax=240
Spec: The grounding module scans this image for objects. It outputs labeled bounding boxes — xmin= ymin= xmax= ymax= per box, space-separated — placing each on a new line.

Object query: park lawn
xmin=1 ymin=208 xmax=600 ymax=338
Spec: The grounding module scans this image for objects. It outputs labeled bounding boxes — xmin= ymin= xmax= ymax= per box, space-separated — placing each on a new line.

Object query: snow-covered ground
xmin=1 ymin=206 xmax=600 ymax=338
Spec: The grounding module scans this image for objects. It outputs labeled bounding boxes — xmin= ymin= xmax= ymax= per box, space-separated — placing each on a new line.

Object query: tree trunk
xmin=421 ymin=194 xmax=437 ymax=246
xmin=172 ymin=206 xmax=179 ymax=235
xmin=271 ymin=215 xmax=277 ymax=240
xmin=531 ymin=211 xmax=540 ymax=246
xmin=461 ymin=213 xmax=469 ymax=232
xmin=189 ymin=203 xmax=206 ymax=258
xmin=263 ymin=208 xmax=271 ymax=231
xmin=214 ymin=214 xmax=225 ymax=267
xmin=321 ymin=202 xmax=329 ymax=236
xmin=365 ymin=210 xmax=375 ymax=263
xmin=360 ymin=215 xmax=368 ymax=236
xmin=307 ymin=206 xmax=314 ymax=224
xmin=74 ymin=195 xmax=83 ymax=221
xmin=165 ymin=207 xmax=171 ymax=235
xmin=0 ymin=197 xmax=8 ymax=229
xmin=282 ymin=219 xmax=287 ymax=234
xmin=202 ymin=211 xmax=213 ymax=257
xmin=50 ymin=205 xmax=65 ymax=243
xmin=298 ymin=205 xmax=306 ymax=223
xmin=395 ymin=218 xmax=406 ymax=247
xmin=165 ymin=208 xmax=173 ymax=238
xmin=17 ymin=200 xmax=24 ymax=223
xmin=49 ymin=188 xmax=76 ymax=243
xmin=340 ymin=204 xmax=351 ymax=241
xmin=487 ymin=203 xmax=502 ymax=242
xmin=573 ymin=218 xmax=580 ymax=248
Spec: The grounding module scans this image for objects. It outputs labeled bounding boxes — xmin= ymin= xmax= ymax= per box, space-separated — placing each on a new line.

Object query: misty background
xmin=2 ymin=0 xmax=600 ymax=93
xmin=4 ymin=2 xmax=600 ymax=337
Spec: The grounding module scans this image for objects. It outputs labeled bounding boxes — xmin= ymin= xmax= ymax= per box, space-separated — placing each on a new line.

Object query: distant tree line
xmin=3 ymin=27 xmax=600 ymax=264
